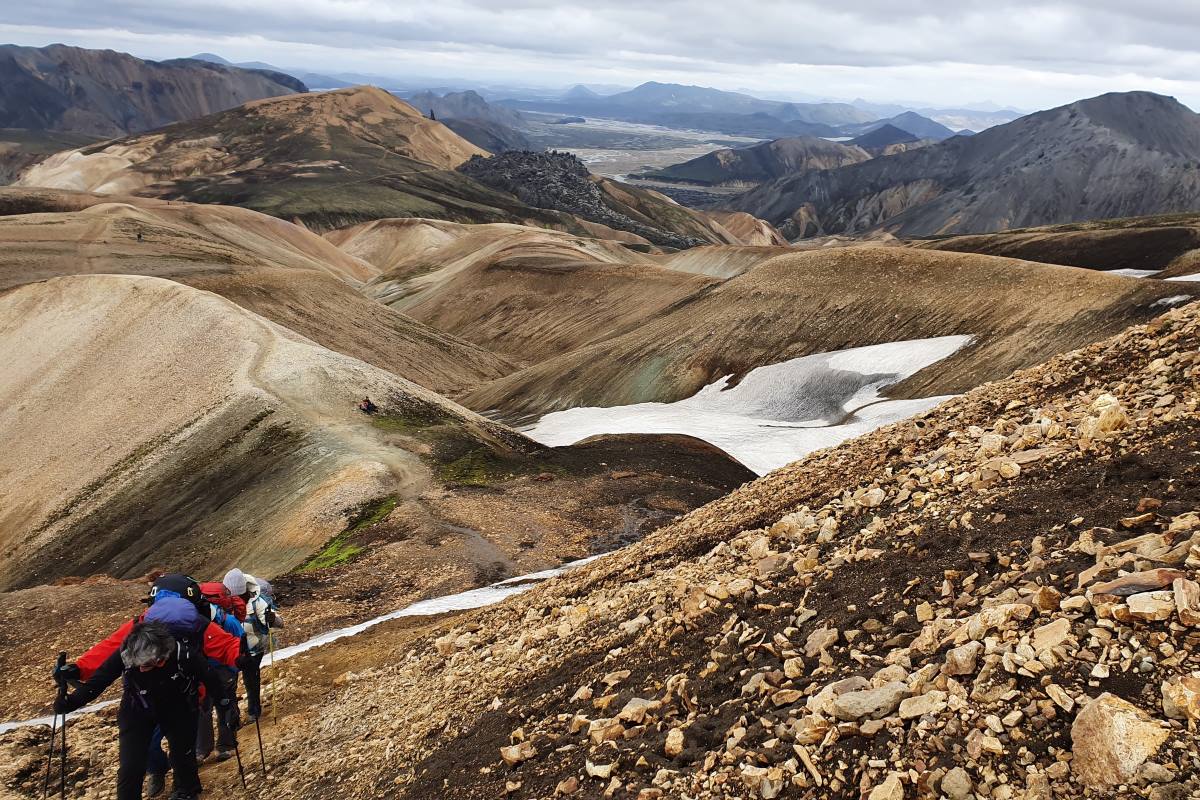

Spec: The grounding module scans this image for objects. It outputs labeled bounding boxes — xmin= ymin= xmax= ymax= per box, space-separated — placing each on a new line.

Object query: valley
xmin=0 ymin=34 xmax=1199 ymax=800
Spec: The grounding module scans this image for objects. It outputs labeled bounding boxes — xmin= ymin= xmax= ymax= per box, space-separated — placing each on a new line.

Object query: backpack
xmin=150 ymin=573 xmax=204 ymax=610
xmin=139 ymin=600 xmax=209 ymax=694
xmin=199 ymin=581 xmax=246 ymax=622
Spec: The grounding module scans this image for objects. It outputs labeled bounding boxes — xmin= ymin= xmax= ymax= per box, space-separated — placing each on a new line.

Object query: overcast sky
xmin=4 ymin=1 xmax=1200 ymax=110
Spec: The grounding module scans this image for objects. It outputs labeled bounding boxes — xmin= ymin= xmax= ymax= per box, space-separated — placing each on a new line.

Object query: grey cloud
xmin=9 ymin=1 xmax=1200 ymax=106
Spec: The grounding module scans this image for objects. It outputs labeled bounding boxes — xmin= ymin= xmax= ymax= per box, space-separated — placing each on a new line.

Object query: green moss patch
xmin=300 ymin=495 xmax=399 ymax=572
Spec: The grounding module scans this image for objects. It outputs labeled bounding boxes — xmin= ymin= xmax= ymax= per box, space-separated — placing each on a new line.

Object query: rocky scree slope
xmin=458 ymin=151 xmax=761 ymax=249
xmin=731 ymin=91 xmax=1200 ymax=240
xmin=0 ymin=43 xmax=305 ymax=136
xmin=176 ymin=298 xmax=1200 ymax=800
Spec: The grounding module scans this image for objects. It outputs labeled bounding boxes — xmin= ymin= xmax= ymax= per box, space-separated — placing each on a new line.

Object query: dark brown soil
xmin=397 ymin=418 xmax=1200 ymax=799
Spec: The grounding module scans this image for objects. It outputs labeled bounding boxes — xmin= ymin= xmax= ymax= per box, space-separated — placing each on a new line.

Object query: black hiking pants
xmin=116 ymin=702 xmax=201 ymax=800
xmin=242 ymin=651 xmax=264 ymax=716
xmin=196 ymin=693 xmax=238 ymax=756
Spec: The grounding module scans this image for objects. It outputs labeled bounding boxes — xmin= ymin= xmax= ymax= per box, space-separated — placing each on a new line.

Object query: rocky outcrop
xmin=459 ymin=151 xmax=710 ymax=248
xmin=0 ymin=44 xmax=305 ymax=136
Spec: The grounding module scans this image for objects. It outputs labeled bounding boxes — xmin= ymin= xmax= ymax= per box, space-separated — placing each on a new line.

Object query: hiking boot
xmin=214 ymin=749 xmax=234 ymax=762
xmin=167 ymin=791 xmax=199 ymax=800
xmin=144 ymin=772 xmax=166 ymax=798
xmin=246 ymin=705 xmax=261 ymax=721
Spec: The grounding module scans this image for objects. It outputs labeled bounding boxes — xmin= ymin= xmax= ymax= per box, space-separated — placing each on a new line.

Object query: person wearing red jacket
xmin=73 ymin=614 xmax=241 ymax=680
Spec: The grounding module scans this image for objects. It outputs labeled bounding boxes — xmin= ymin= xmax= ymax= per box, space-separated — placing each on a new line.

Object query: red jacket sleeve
xmin=77 ymin=619 xmax=135 ymax=680
xmin=203 ymin=620 xmax=241 ymax=667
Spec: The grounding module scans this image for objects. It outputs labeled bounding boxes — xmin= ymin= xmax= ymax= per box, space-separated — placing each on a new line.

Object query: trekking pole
xmin=253 ymin=716 xmax=267 ymax=779
xmin=43 ymin=652 xmax=67 ymax=800
xmin=232 ymin=738 xmax=248 ymax=793
xmin=41 ymin=701 xmax=57 ymax=800
xmin=267 ymin=627 xmax=278 ymax=725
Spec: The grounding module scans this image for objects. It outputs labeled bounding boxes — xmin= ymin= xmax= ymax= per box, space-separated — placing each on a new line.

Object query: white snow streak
xmin=1109 ymin=268 xmax=1161 ymax=278
xmin=525 ymin=336 xmax=971 ymax=475
xmin=1152 ymin=294 xmax=1193 ymax=308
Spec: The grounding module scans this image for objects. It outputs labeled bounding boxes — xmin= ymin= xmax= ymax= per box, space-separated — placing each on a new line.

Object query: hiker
xmin=54 ymin=621 xmax=235 ymax=800
xmin=224 ymin=568 xmax=283 ymax=719
xmin=144 ymin=580 xmax=247 ymax=794
xmin=358 ymin=396 xmax=377 ymax=414
xmin=68 ymin=574 xmax=242 ymax=680
xmin=57 ymin=574 xmax=244 ymax=798
xmin=194 ymin=582 xmax=245 ymax=763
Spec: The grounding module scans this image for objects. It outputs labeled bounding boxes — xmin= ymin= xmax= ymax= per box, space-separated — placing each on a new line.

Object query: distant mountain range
xmin=499 ymin=81 xmax=952 ymax=139
xmin=404 ymin=90 xmax=532 ymax=152
xmin=189 ymin=52 xmax=351 ymax=90
xmin=0 ymin=44 xmax=306 ymax=136
xmin=729 ymin=91 xmax=1200 ymax=239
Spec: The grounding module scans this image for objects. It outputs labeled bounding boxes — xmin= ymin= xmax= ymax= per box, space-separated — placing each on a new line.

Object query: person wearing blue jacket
xmin=196 ymin=603 xmax=244 ymax=762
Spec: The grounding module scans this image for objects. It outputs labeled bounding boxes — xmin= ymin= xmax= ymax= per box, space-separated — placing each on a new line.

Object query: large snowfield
xmin=525 ymin=336 xmax=972 ymax=475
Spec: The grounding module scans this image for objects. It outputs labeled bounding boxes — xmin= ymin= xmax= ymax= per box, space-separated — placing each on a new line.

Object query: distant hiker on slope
xmin=54 ymin=621 xmax=233 ymax=800
xmin=224 ymin=568 xmax=283 ymax=720
xmin=358 ymin=396 xmax=377 ymax=414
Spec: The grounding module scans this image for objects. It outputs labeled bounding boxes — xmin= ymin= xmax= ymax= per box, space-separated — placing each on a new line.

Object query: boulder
xmin=1031 ymin=617 xmax=1072 ymax=653
xmin=1161 ymin=674 xmax=1200 ymax=720
xmin=1091 ymin=569 xmax=1185 ymax=596
xmin=1071 ymin=693 xmax=1169 ymax=788
xmin=1173 ymin=578 xmax=1200 ymax=626
xmin=1127 ymin=591 xmax=1175 ymax=621
xmin=831 ymin=681 xmax=910 ymax=721
xmin=899 ymin=690 xmax=947 ymax=719
xmin=943 ymin=641 xmax=983 ymax=676
xmin=866 ymin=772 xmax=905 ymax=800
xmin=940 ymin=766 xmax=973 ymax=800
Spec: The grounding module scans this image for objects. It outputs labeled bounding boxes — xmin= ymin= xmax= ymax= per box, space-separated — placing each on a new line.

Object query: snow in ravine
xmin=525 ymin=336 xmax=972 ymax=475
xmin=1110 ymin=268 xmax=1161 ymax=278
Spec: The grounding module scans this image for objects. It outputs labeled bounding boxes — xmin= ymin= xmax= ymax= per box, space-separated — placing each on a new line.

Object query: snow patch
xmin=525 ymin=336 xmax=971 ymax=475
xmin=1165 ymin=274 xmax=1200 ymax=282
xmin=1110 ymin=268 xmax=1161 ymax=278
xmin=1152 ymin=294 xmax=1193 ymax=308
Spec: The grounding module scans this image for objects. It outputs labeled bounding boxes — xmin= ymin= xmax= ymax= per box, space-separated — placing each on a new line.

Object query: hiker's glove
xmin=54 ymin=694 xmax=81 ymax=715
xmin=52 ymin=663 xmax=80 ymax=684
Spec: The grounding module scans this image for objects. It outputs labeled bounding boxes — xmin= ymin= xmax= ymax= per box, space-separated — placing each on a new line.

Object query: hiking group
xmin=48 ymin=569 xmax=283 ymax=800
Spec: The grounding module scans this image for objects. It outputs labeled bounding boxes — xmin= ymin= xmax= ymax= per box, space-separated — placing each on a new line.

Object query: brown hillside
xmin=0 ymin=193 xmax=513 ymax=395
xmin=330 ymin=218 xmax=717 ymax=363
xmin=464 ymin=247 xmax=1190 ymax=416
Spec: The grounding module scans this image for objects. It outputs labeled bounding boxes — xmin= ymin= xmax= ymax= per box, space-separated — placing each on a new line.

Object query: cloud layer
xmin=4 ymin=1 xmax=1200 ymax=109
